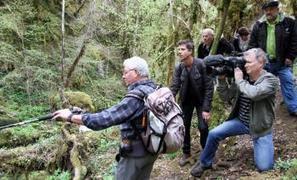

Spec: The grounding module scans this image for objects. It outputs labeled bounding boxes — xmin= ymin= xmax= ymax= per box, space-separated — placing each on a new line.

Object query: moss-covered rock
xmin=0 ymin=134 xmax=68 ymax=174
xmin=0 ymin=123 xmax=61 ymax=148
xmin=49 ymin=91 xmax=95 ymax=112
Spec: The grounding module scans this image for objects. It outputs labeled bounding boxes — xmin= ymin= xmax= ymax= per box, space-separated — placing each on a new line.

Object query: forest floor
xmin=150 ymin=98 xmax=297 ymax=179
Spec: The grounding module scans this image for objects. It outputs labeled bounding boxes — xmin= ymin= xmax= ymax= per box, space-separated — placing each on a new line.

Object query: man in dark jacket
xmin=197 ymin=28 xmax=234 ymax=59
xmin=170 ymin=40 xmax=214 ymax=166
xmin=191 ymin=48 xmax=278 ymax=178
xmin=232 ymin=27 xmax=250 ymax=53
xmin=53 ymin=56 xmax=158 ymax=180
xmin=249 ymin=0 xmax=297 ymax=116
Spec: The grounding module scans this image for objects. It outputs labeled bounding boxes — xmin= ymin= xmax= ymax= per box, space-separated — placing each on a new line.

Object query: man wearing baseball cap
xmin=249 ymin=0 xmax=297 ymax=117
xmin=261 ymin=0 xmax=279 ymax=9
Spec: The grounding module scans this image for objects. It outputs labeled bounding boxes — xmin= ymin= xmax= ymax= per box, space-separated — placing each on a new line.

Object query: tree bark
xmin=189 ymin=0 xmax=200 ymax=31
xmin=60 ymin=0 xmax=67 ymax=106
xmin=64 ymin=43 xmax=86 ymax=88
xmin=210 ymin=0 xmax=231 ymax=55
xmin=62 ymin=126 xmax=87 ymax=180
xmin=291 ymin=0 xmax=297 ymax=19
xmin=166 ymin=0 xmax=179 ymax=86
xmin=74 ymin=0 xmax=87 ymax=17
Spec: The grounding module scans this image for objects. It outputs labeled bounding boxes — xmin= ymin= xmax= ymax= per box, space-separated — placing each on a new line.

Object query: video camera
xmin=204 ymin=55 xmax=246 ymax=77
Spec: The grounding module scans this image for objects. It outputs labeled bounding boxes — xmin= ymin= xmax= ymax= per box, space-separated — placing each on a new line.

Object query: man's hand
xmin=234 ymin=67 xmax=243 ymax=81
xmin=285 ymin=58 xmax=293 ymax=66
xmin=52 ymin=109 xmax=72 ymax=121
xmin=202 ymin=111 xmax=211 ymax=124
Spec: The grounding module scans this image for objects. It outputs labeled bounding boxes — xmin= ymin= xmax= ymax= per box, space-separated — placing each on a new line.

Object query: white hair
xmin=244 ymin=48 xmax=268 ymax=65
xmin=202 ymin=28 xmax=214 ymax=36
xmin=123 ymin=56 xmax=149 ymax=77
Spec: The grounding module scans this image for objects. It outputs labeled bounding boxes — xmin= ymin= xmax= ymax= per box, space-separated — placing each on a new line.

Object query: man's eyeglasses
xmin=123 ymin=69 xmax=135 ymax=75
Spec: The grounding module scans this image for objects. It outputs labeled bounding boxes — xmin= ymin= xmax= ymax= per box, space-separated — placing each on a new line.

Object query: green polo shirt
xmin=266 ymin=15 xmax=280 ymax=60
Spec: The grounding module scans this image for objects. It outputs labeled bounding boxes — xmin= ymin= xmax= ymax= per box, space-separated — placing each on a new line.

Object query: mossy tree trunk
xmin=210 ymin=0 xmax=231 ymax=55
xmin=60 ymin=0 xmax=67 ymax=106
xmin=65 ymin=43 xmax=86 ymax=88
xmin=189 ymin=0 xmax=200 ymax=31
xmin=166 ymin=0 xmax=179 ymax=86
xmin=62 ymin=125 xmax=87 ymax=180
xmin=291 ymin=0 xmax=297 ymax=19
xmin=121 ymin=0 xmax=132 ymax=59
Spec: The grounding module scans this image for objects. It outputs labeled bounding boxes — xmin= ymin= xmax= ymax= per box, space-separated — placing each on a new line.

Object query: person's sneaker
xmin=178 ymin=153 xmax=191 ymax=167
xmin=190 ymin=162 xmax=212 ymax=177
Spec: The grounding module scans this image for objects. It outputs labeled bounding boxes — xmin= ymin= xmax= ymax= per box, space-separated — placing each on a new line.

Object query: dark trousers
xmin=181 ymin=102 xmax=209 ymax=154
xmin=116 ymin=154 xmax=158 ymax=180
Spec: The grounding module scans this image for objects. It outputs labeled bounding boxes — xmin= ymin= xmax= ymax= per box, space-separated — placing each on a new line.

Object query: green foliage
xmin=164 ymin=152 xmax=179 ymax=160
xmin=276 ymin=158 xmax=297 ymax=170
xmin=99 ymin=138 xmax=118 ymax=152
xmin=80 ymin=127 xmax=119 ymax=178
xmin=276 ymin=158 xmax=297 ymax=180
xmin=1 ymin=0 xmax=296 ymax=178
xmin=47 ymin=169 xmax=71 ymax=180
xmin=103 ymin=175 xmax=114 ymax=180
xmin=6 ymin=102 xmax=49 ymax=120
xmin=80 ymin=76 xmax=126 ymax=111
xmin=103 ymin=162 xmax=117 ymax=179
xmin=0 ymin=42 xmax=20 ymax=72
xmin=276 ymin=158 xmax=295 ymax=171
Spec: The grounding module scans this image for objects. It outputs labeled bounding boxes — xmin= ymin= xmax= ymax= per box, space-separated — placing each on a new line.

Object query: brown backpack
xmin=127 ymin=87 xmax=185 ymax=154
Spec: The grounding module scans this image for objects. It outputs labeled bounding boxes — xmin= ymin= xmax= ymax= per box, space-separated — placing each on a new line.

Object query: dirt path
xmin=151 ymin=102 xmax=297 ymax=179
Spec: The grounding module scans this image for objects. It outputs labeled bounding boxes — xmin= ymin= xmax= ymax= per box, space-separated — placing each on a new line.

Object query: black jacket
xmin=249 ymin=13 xmax=297 ymax=64
xmin=170 ymin=58 xmax=214 ymax=112
xmin=197 ymin=38 xmax=234 ymax=59
xmin=232 ymin=38 xmax=248 ymax=53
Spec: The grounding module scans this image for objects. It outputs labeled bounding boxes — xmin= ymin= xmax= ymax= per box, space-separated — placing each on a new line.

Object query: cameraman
xmin=190 ymin=48 xmax=278 ymax=178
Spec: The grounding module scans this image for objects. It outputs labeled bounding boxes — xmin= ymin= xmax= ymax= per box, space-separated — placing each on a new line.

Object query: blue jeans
xmin=200 ymin=118 xmax=274 ymax=171
xmin=265 ymin=62 xmax=297 ymax=113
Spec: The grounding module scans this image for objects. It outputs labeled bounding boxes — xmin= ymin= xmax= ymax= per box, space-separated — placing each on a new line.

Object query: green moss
xmin=50 ymin=91 xmax=95 ymax=112
xmin=0 ymin=123 xmax=60 ymax=148
xmin=209 ymin=91 xmax=229 ymax=129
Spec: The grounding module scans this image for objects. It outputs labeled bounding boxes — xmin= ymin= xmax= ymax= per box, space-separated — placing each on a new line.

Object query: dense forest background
xmin=0 ymin=0 xmax=296 ymax=179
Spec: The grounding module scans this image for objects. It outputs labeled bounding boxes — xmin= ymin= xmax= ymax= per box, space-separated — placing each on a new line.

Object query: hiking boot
xmin=190 ymin=162 xmax=212 ymax=177
xmin=178 ymin=153 xmax=191 ymax=166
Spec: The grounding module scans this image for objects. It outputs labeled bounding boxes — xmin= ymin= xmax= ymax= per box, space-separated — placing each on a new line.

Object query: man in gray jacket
xmin=191 ymin=48 xmax=278 ymax=177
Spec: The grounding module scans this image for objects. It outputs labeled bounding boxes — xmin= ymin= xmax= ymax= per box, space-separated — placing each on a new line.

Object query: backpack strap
xmin=125 ymin=92 xmax=151 ymax=151
xmin=125 ymin=93 xmax=143 ymax=101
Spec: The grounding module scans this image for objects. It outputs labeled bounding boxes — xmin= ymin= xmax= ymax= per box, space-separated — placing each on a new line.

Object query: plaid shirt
xmin=82 ymin=80 xmax=156 ymax=131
